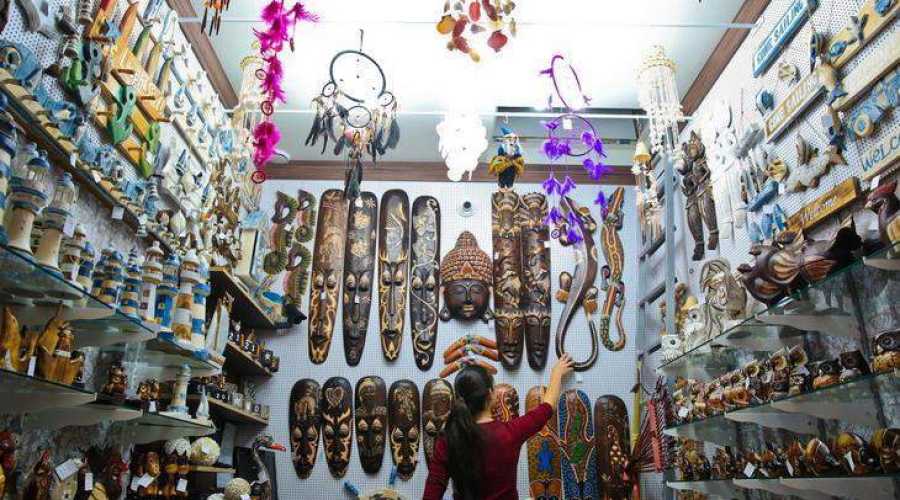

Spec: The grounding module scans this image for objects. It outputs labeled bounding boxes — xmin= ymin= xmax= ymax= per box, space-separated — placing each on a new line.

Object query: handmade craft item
xmin=698 ymin=258 xmax=746 ymax=341
xmin=422 ymin=378 xmax=453 ymax=466
xmin=593 ymin=395 xmax=630 ymax=499
xmin=490 ymin=383 xmax=519 ymax=422
xmin=0 ymin=431 xmax=15 ymax=498
xmin=23 ymin=450 xmax=52 ymax=500
xmin=283 ymin=190 xmax=317 ymax=320
xmin=119 ymin=249 xmax=142 ymax=319
xmin=443 ymin=342 xmax=499 ymax=364
xmin=100 ymin=361 xmax=127 ymax=401
xmin=831 ymin=432 xmax=879 ymax=475
xmin=309 ymin=190 xmax=348 ymax=364
xmin=558 ymin=390 xmax=598 ymax=500
xmin=6 ymin=144 xmax=50 ymax=256
xmin=439 ymin=354 xmax=499 ymax=378
xmin=436 ymin=0 xmax=517 ymax=62
xmin=866 ymin=180 xmax=899 ymax=248
xmin=289 ymin=379 xmax=321 ymax=479
xmin=784 ymin=134 xmax=845 ymax=192
xmin=0 ymin=95 xmax=15 ymax=246
xmin=1 ymin=306 xmax=38 ymax=373
xmin=838 ymin=350 xmax=870 ymax=382
xmin=519 ymin=193 xmax=552 ymax=369
xmin=525 ymin=386 xmax=561 ymax=500
xmin=679 ymin=131 xmax=718 ymax=260
xmin=596 ymin=187 xmax=627 ymax=352
xmin=438 ymin=113 xmax=489 ymax=181
xmin=34 ymin=173 xmax=78 ymax=273
xmin=378 ymin=190 xmax=409 ymax=360
xmin=342 ymin=192 xmax=377 ymax=366
xmin=872 ymin=428 xmax=900 ymax=473
xmin=171 ymin=250 xmax=201 ymax=347
xmin=355 ymin=376 xmax=387 ymax=473
xmin=872 ymin=328 xmax=899 ymax=374
xmin=165 ymin=365 xmax=191 ymax=417
xmin=491 ymin=189 xmax=525 ymax=368
xmin=439 ymin=231 xmax=493 ymax=323
xmin=389 ymin=380 xmax=420 ymax=480
xmin=321 ymin=377 xmax=353 ymax=478
xmin=410 ymin=196 xmax=441 ymax=370
xmin=553 ymin=196 xmax=599 ymax=371
xmin=804 ymin=438 xmax=842 ymax=476
xmin=488 ymin=125 xmax=525 ymax=188
xmin=35 ymin=313 xmax=83 ymax=384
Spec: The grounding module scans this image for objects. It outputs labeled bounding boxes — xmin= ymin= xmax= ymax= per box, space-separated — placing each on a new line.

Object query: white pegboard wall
xmin=247 ymin=179 xmax=644 ymax=499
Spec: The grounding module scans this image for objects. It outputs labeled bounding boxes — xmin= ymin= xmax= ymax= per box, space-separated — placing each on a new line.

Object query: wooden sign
xmin=833 ymin=28 xmax=900 ymax=111
xmin=753 ymin=0 xmax=818 ymax=77
xmin=764 ymin=65 xmax=827 ymax=141
xmin=860 ymin=127 xmax=900 ymax=181
xmin=787 ymin=177 xmax=860 ymax=231
xmin=827 ymin=0 xmax=900 ymax=70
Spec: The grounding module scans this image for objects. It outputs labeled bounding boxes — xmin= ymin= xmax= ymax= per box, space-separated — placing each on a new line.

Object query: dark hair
xmin=444 ymin=365 xmax=494 ymax=500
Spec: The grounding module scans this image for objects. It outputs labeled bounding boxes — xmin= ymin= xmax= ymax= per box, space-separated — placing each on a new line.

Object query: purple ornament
xmin=542 ymin=174 xmax=561 ymax=196
xmin=559 ymin=175 xmax=577 ymax=196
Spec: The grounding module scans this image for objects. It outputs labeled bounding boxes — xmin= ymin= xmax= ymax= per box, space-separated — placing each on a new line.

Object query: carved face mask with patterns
xmin=439 ymin=232 xmax=493 ymax=322
xmin=354 ymin=376 xmax=387 ymax=474
xmin=490 ymin=383 xmax=520 ymax=422
xmin=389 ymin=380 xmax=420 ymax=480
xmin=289 ymin=379 xmax=321 ymax=479
xmin=521 ymin=228 xmax=551 ymax=368
xmin=379 ymin=190 xmax=410 ymax=360
xmin=422 ymin=378 xmax=453 ymax=466
xmin=321 ymin=377 xmax=353 ymax=478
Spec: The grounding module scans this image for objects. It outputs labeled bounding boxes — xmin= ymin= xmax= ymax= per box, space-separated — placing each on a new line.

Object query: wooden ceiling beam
xmin=681 ymin=0 xmax=770 ymax=116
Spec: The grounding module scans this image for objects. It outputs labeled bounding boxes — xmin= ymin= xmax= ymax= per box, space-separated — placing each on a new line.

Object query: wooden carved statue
xmin=526 ymin=386 xmax=561 ymax=500
xmin=36 ymin=313 xmax=83 ymax=384
xmin=490 ymin=383 xmax=520 ymax=422
xmin=598 ymin=187 xmax=627 ymax=352
xmin=282 ymin=190 xmax=316 ymax=323
xmin=288 ymin=379 xmax=321 ymax=479
xmin=355 ymin=376 xmax=387 ymax=474
xmin=679 ymin=131 xmax=719 ymax=260
xmin=439 ymin=231 xmax=493 ymax=323
xmin=492 ymin=189 xmax=525 ymax=368
xmin=422 ymin=378 xmax=453 ymax=466
xmin=871 ymin=428 xmax=900 ymax=473
xmin=594 ymin=395 xmax=630 ymax=499
xmin=558 ymin=390 xmax=598 ymax=500
xmin=519 ymin=193 xmax=552 ymax=369
xmin=873 ymin=328 xmax=900 ymax=374
xmin=321 ymin=377 xmax=353 ymax=478
xmin=378 ymin=190 xmax=410 ymax=361
xmin=699 ymin=258 xmax=746 ymax=341
xmin=0 ymin=431 xmax=15 ymax=499
xmin=388 ymin=379 xmax=420 ymax=480
xmin=410 ymin=196 xmax=441 ymax=370
xmin=308 ymin=189 xmax=348 ymax=363
xmin=22 ymin=450 xmax=52 ymax=500
xmin=553 ymin=196 xmax=600 ymax=371
xmin=865 ymin=180 xmax=899 ymax=248
xmin=1 ymin=306 xmax=39 ymax=373
xmin=100 ymin=361 xmax=127 ymax=400
xmin=342 ymin=192 xmax=377 ymax=366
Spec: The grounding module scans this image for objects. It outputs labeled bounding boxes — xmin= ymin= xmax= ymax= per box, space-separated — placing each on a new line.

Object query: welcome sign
xmin=753 ymin=0 xmax=818 ymax=77
xmin=860 ymin=128 xmax=900 ymax=181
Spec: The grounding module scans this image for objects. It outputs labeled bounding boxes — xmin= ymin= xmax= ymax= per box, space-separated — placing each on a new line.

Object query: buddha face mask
xmin=440 ymin=231 xmax=493 ymax=322
xmin=389 ymin=379 xmax=420 ymax=480
xmin=355 ymin=376 xmax=387 ymax=474
xmin=422 ymin=378 xmax=453 ymax=465
xmin=289 ymin=379 xmax=321 ymax=479
xmin=321 ymin=377 xmax=353 ymax=478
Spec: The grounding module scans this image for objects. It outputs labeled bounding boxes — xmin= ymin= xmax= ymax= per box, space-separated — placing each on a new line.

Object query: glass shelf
xmin=209 ymin=268 xmax=280 ymax=330
xmin=671 ymin=472 xmax=900 ymax=500
xmin=23 ymin=402 xmax=142 ymax=431
xmin=107 ymin=335 xmax=222 ymax=380
xmin=117 ymin=411 xmax=216 ymax=444
xmin=0 ymin=366 xmax=96 ymax=414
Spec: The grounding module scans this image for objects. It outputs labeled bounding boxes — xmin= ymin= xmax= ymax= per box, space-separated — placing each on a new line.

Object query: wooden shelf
xmin=190 ymin=395 xmax=268 ymax=426
xmin=189 ymin=465 xmax=235 ymax=474
xmin=209 ymin=268 xmax=279 ymax=330
xmin=224 ymin=341 xmax=272 ymax=378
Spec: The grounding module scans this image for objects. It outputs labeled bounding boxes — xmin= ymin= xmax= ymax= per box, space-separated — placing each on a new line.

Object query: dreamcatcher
xmin=539 ymin=55 xmax=610 ymax=241
xmin=305 ymin=39 xmax=400 ymax=202
xmin=201 ymin=0 xmax=231 ymax=35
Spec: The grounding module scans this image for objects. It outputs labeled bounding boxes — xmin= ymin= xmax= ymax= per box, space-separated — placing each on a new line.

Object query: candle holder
xmin=172 ymin=249 xmax=200 ymax=348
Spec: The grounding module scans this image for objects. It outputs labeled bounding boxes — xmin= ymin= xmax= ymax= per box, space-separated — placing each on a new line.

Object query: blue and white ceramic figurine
xmin=90 ymin=249 xmax=110 ymax=298
xmin=172 ymin=249 xmax=200 ymax=348
xmin=155 ymin=253 xmax=181 ymax=334
xmin=120 ymin=249 xmax=144 ymax=319
xmin=99 ymin=250 xmax=125 ymax=306
xmin=59 ymin=224 xmax=86 ymax=287
xmin=6 ymin=144 xmax=50 ymax=256
xmin=76 ymin=241 xmax=96 ymax=292
xmin=163 ymin=364 xmax=191 ymax=418
xmin=141 ymin=241 xmax=164 ymax=321
xmin=0 ymin=94 xmax=17 ymax=245
xmin=191 ymin=254 xmax=211 ymax=355
xmin=34 ymin=173 xmax=78 ymax=273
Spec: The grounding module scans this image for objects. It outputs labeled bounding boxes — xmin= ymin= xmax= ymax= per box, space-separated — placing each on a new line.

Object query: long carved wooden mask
xmin=422 ymin=378 xmax=453 ymax=466
xmin=491 ymin=190 xmax=525 ymax=368
xmin=389 ymin=379 xmax=420 ymax=480
xmin=526 ymin=386 xmax=561 ymax=500
xmin=410 ymin=196 xmax=441 ymax=370
xmin=342 ymin=192 xmax=378 ymax=366
xmin=308 ymin=189 xmax=348 ymax=364
xmin=378 ymin=190 xmax=410 ymax=361
xmin=520 ymin=193 xmax=552 ymax=370
xmin=321 ymin=377 xmax=353 ymax=478
xmin=594 ymin=395 xmax=631 ymax=499
xmin=490 ymin=383 xmax=520 ymax=422
xmin=355 ymin=376 xmax=387 ymax=474
xmin=558 ymin=389 xmax=599 ymax=500
xmin=289 ymin=379 xmax=321 ymax=479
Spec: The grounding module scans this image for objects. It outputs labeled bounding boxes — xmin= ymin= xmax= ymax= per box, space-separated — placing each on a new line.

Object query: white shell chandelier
xmin=436 ymin=113 xmax=488 ymax=181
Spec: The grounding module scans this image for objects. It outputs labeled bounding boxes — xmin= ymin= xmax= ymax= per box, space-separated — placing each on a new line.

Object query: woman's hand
xmin=550 ymin=354 xmax=574 ymax=382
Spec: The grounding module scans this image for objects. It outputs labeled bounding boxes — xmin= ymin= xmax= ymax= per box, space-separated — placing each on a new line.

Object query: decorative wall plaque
xmin=410 ymin=196 xmax=441 ymax=370
xmin=859 ymin=126 xmax=900 ymax=180
xmin=342 ymin=192 xmax=377 ymax=366
xmin=490 ymin=383 xmax=520 ymax=422
xmin=594 ymin=395 xmax=630 ymax=500
xmin=752 ymin=0 xmax=818 ymax=77
xmin=847 ymin=68 xmax=899 ymax=138
xmin=519 ymin=193 xmax=552 ymax=370
xmin=378 ymin=190 xmax=410 ymax=361
xmin=764 ymin=64 xmax=829 ymax=141
xmin=308 ymin=190 xmax=348 ymax=364
xmin=558 ymin=389 xmax=598 ymax=500
xmin=355 ymin=376 xmax=387 ymax=474
xmin=491 ymin=189 xmax=525 ymax=368
xmin=321 ymin=377 xmax=353 ymax=478
xmin=388 ymin=379 xmax=420 ymax=480
xmin=832 ymin=28 xmax=900 ymax=111
xmin=422 ymin=378 xmax=453 ymax=466
xmin=598 ymin=187 xmax=627 ymax=351
xmin=787 ymin=177 xmax=860 ymax=232
xmin=526 ymin=386 xmax=561 ymax=500
xmin=288 ymin=379 xmax=321 ymax=479
xmin=826 ymin=0 xmax=899 ymax=70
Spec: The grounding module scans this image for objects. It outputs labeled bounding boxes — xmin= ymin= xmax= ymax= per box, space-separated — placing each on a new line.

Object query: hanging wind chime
xmin=436 ymin=0 xmax=518 ymax=62
xmin=251 ymin=1 xmax=318 ymax=183
xmin=539 ymin=55 xmax=610 ymax=242
xmin=305 ymin=34 xmax=400 ymax=202
xmin=201 ymin=0 xmax=231 ymax=35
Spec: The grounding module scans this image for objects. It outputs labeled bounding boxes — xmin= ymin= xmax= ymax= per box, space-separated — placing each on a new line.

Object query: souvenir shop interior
xmin=0 ymin=0 xmax=897 ymax=499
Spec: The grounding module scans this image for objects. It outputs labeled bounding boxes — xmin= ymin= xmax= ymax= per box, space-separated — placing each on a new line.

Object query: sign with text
xmin=833 ymin=28 xmax=900 ymax=111
xmin=827 ymin=0 xmax=900 ymax=69
xmin=787 ymin=177 xmax=860 ymax=232
xmin=764 ymin=65 xmax=827 ymax=141
xmin=860 ymin=127 xmax=900 ymax=181
xmin=753 ymin=0 xmax=817 ymax=77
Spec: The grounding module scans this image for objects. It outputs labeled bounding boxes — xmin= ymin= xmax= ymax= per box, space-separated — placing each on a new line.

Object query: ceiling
xmin=194 ymin=0 xmax=745 ymax=166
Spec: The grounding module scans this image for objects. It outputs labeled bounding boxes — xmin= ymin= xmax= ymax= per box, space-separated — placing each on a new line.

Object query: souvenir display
xmin=309 ymin=189 xmax=348 ymax=364
xmin=378 ymin=190 xmax=410 ymax=361
xmin=558 ymin=389 xmax=598 ymax=500
xmin=34 ymin=173 xmax=78 ymax=272
xmin=388 ymin=379 xmax=420 ymax=481
xmin=554 ymin=196 xmax=600 ymax=371
xmin=518 ymin=193 xmax=552 ymax=369
xmin=421 ymin=378 xmax=453 ymax=466
xmin=321 ymin=377 xmax=353 ymax=478
xmin=342 ymin=192 xmax=377 ymax=366
xmin=872 ymin=328 xmax=899 ymax=374
xmin=866 ymin=180 xmax=900 ymax=248
xmin=525 ymin=386 xmax=561 ymax=500
xmin=491 ymin=189 xmax=524 ymax=368
xmin=490 ymin=383 xmax=519 ymax=422
xmin=0 ymin=431 xmax=15 ymax=498
xmin=597 ymin=187 xmax=627 ymax=351
xmin=594 ymin=395 xmax=630 ymax=499
xmin=409 ymin=196 xmax=441 ymax=370
xmin=355 ymin=376 xmax=387 ymax=473
xmin=436 ymin=0 xmax=517 ymax=62
xmin=6 ymin=144 xmax=50 ymax=255
xmin=289 ymin=379 xmax=321 ymax=479
xmin=35 ymin=313 xmax=83 ymax=384
xmin=679 ymin=131 xmax=718 ymax=260
xmin=439 ymin=231 xmax=493 ymax=323
xmin=23 ymin=450 xmax=52 ymax=500
xmin=1 ymin=306 xmax=39 ymax=372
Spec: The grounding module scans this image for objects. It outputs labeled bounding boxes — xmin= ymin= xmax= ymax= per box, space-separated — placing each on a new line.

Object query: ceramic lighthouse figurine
xmin=141 ymin=241 xmax=164 ymax=321
xmin=34 ymin=173 xmax=78 ymax=273
xmin=172 ymin=249 xmax=201 ymax=348
xmin=59 ymin=224 xmax=87 ymax=286
xmin=155 ymin=253 xmax=181 ymax=335
xmin=99 ymin=250 xmax=125 ymax=306
xmin=76 ymin=238 xmax=95 ymax=293
xmin=120 ymin=248 xmax=143 ymax=319
xmin=0 ymin=94 xmax=18 ymax=245
xmin=6 ymin=144 xmax=50 ymax=256
xmin=191 ymin=254 xmax=211 ymax=355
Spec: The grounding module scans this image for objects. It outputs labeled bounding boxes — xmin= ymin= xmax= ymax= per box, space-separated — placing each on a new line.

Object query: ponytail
xmin=443 ymin=365 xmax=493 ymax=500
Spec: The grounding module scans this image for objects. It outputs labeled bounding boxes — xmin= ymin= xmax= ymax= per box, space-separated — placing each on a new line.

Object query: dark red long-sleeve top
xmin=422 ymin=402 xmax=553 ymax=500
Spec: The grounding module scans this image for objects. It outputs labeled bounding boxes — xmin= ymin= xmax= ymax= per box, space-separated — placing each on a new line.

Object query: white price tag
xmin=130 ymin=476 xmax=141 ymax=491
xmin=148 ymin=401 xmax=157 ymax=413
xmin=111 ymin=206 xmax=125 ymax=220
xmin=562 ymin=117 xmax=573 ymax=130
xmin=69 ymin=153 xmax=77 ymax=167
xmin=27 ymin=356 xmax=36 ymax=377
xmin=138 ymin=473 xmax=154 ymax=487
xmin=786 ymin=460 xmax=794 ymax=477
xmin=760 ymin=468 xmax=770 ymax=477
xmin=55 ymin=459 xmax=79 ymax=481
xmin=778 ymin=183 xmax=785 ymax=195
xmin=63 ymin=219 xmax=76 ymax=238
xmin=575 ymin=373 xmax=583 ymax=384
xmin=844 ymin=451 xmax=855 ymax=472
xmin=176 ymin=478 xmax=188 ymax=492
xmin=241 ymin=495 xmax=251 ymax=500
xmin=354 ymin=295 xmax=360 ymax=304
xmin=543 ymin=240 xmax=551 ymax=249
xmin=743 ymin=463 xmax=756 ymax=478
xmin=355 ymin=197 xmax=363 ymax=208
xmin=677 ymin=407 xmax=689 ymax=418
xmin=84 ymin=472 xmax=93 ymax=491
xmin=872 ymin=175 xmax=882 ymax=188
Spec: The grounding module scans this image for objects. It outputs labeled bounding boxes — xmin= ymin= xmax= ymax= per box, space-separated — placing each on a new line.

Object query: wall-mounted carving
xmin=308 ymin=190 xmax=347 ymax=364
xmin=491 ymin=189 xmax=524 ymax=368
xmin=519 ymin=193 xmax=551 ymax=369
xmin=378 ymin=190 xmax=409 ymax=361
xmin=410 ymin=196 xmax=440 ymax=370
xmin=342 ymin=192 xmax=377 ymax=366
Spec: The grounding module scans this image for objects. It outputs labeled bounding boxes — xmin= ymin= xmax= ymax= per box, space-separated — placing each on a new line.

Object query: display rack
xmin=118 ymin=411 xmax=217 ymax=444
xmin=669 ymin=472 xmax=900 ymax=500
xmin=209 ymin=268 xmax=280 ymax=330
xmin=189 ymin=395 xmax=268 ymax=426
xmin=0 ymin=367 xmax=96 ymax=413
xmin=224 ymin=341 xmax=273 ymax=378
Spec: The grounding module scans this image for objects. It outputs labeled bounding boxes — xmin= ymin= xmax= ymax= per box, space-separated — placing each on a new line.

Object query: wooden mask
xmin=526 ymin=386 xmax=561 ymax=500
xmin=308 ymin=189 xmax=348 ymax=363
xmin=409 ymin=196 xmax=441 ymax=370
xmin=321 ymin=377 xmax=353 ymax=478
xmin=519 ymin=193 xmax=552 ymax=369
xmin=342 ymin=192 xmax=377 ymax=366
xmin=594 ymin=395 xmax=630 ymax=499
xmin=355 ymin=376 xmax=387 ymax=474
xmin=378 ymin=190 xmax=410 ymax=360
xmin=422 ymin=378 xmax=453 ymax=466
xmin=389 ymin=379 xmax=420 ymax=480
xmin=491 ymin=189 xmax=525 ymax=368
xmin=490 ymin=383 xmax=520 ymax=422
xmin=289 ymin=379 xmax=321 ymax=479
xmin=558 ymin=389 xmax=598 ymax=500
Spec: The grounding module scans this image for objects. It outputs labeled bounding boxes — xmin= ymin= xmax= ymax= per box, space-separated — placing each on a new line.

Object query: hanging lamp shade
xmin=633 ymin=141 xmax=651 ymax=165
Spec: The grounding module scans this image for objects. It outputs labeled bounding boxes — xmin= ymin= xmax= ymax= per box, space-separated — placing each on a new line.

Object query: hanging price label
xmin=148 ymin=401 xmax=157 ymax=413
xmin=786 ymin=460 xmax=794 ymax=476
xmin=130 ymin=476 xmax=141 ymax=491
xmin=27 ymin=356 xmax=36 ymax=377
xmin=743 ymin=463 xmax=756 ymax=478
xmin=177 ymin=478 xmax=188 ymax=492
xmin=844 ymin=451 xmax=856 ymax=472
xmin=138 ymin=473 xmax=154 ymax=487
xmin=111 ymin=206 xmax=125 ymax=220
xmin=55 ymin=459 xmax=79 ymax=481
xmin=677 ymin=407 xmax=689 ymax=419
xmin=84 ymin=473 xmax=93 ymax=491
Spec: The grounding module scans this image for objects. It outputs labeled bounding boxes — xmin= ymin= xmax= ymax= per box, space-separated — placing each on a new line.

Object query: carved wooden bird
xmin=865 ymin=180 xmax=899 ymax=247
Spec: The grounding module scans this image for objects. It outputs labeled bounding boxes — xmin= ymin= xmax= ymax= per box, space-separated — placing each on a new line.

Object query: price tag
xmin=84 ymin=473 xmax=93 ymax=491
xmin=63 ymin=219 xmax=76 ymax=238
xmin=241 ymin=496 xmax=251 ymax=500
xmin=786 ymin=460 xmax=794 ymax=477
xmin=760 ymin=468 xmax=770 ymax=477
xmin=844 ymin=451 xmax=855 ymax=472
xmin=202 ymin=443 xmax=211 ymax=454
xmin=743 ymin=463 xmax=756 ymax=478
xmin=778 ymin=183 xmax=785 ymax=195
xmin=27 ymin=356 xmax=36 ymax=377
xmin=138 ymin=473 xmax=154 ymax=488
xmin=543 ymin=240 xmax=551 ymax=249
xmin=111 ymin=206 xmax=125 ymax=220
xmin=872 ymin=175 xmax=882 ymax=188
xmin=55 ymin=459 xmax=79 ymax=481
xmin=177 ymin=478 xmax=188 ymax=492
xmin=354 ymin=295 xmax=360 ymax=304
xmin=677 ymin=407 xmax=689 ymax=418
xmin=130 ymin=476 xmax=140 ymax=491
xmin=148 ymin=401 xmax=157 ymax=413
xmin=355 ymin=197 xmax=363 ymax=208
xmin=575 ymin=373 xmax=583 ymax=384
xmin=69 ymin=153 xmax=77 ymax=167
xmin=562 ymin=117 xmax=573 ymax=130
